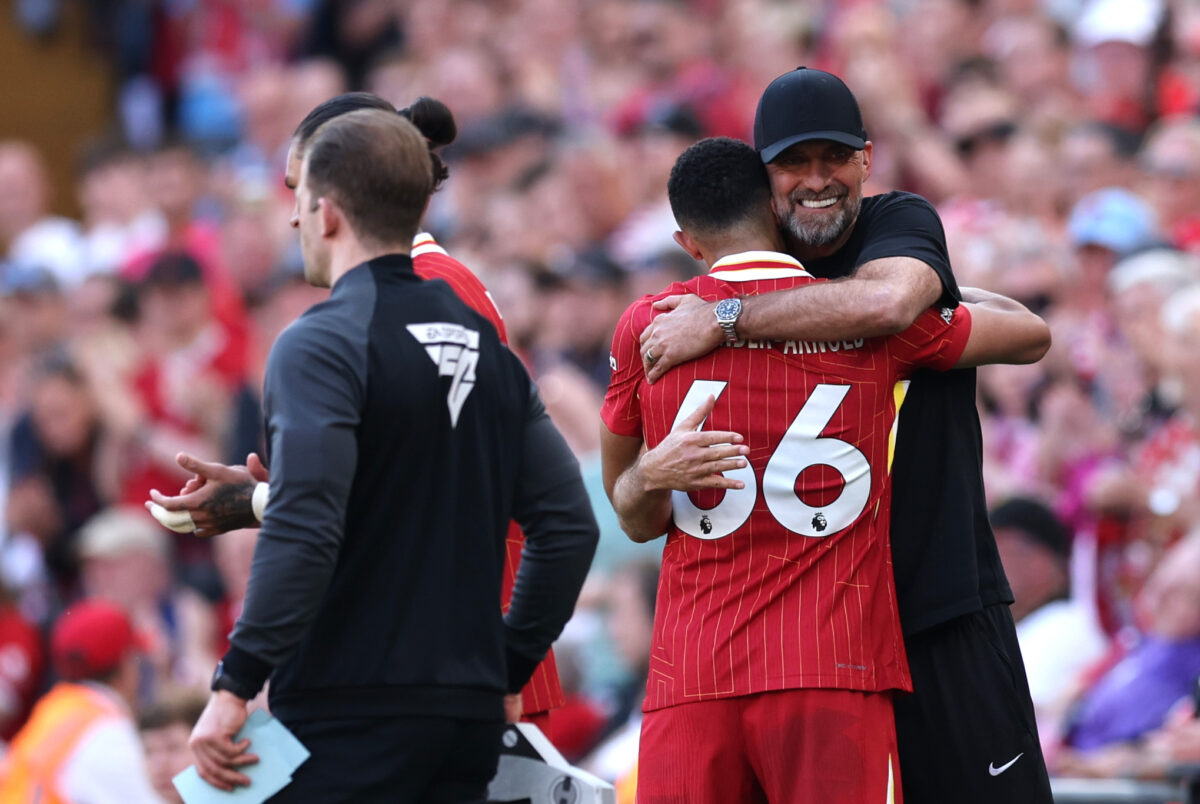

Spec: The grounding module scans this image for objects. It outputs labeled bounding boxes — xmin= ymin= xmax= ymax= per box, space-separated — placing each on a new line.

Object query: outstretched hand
xmin=146 ymin=453 xmax=268 ymax=537
xmin=639 ymin=294 xmax=723 ymax=384
xmin=639 ymin=395 xmax=749 ymax=492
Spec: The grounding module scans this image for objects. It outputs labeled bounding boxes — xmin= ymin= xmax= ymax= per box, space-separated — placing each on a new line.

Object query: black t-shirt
xmin=805 ymin=191 xmax=1013 ymax=636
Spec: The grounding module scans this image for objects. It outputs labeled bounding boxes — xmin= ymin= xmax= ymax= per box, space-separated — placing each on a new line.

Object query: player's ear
xmin=861 ymin=142 xmax=873 ymax=181
xmin=673 ymin=230 xmax=704 ymax=262
xmin=317 ymin=197 xmax=339 ymax=237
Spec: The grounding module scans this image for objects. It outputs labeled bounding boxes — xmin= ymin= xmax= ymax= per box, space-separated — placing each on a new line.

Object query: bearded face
xmin=775 ymin=183 xmax=862 ymax=249
xmin=765 ymin=141 xmax=872 ymax=257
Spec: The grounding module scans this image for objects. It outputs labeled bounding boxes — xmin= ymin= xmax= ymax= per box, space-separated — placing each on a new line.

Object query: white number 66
xmin=670 ymin=380 xmax=872 ymax=540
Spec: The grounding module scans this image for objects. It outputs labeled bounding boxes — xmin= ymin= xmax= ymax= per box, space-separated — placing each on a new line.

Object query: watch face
xmin=715 ymin=298 xmax=741 ymax=322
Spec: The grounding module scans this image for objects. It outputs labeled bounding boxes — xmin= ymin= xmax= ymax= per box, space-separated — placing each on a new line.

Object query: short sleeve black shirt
xmin=805 ymin=191 xmax=1013 ymax=635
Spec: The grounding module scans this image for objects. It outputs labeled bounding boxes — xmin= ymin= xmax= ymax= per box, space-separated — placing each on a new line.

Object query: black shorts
xmin=893 ymin=603 xmax=1053 ymax=804
xmin=266 ymin=714 xmax=505 ymax=804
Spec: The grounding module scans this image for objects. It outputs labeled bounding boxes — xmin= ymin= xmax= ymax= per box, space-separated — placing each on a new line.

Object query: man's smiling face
xmin=766 ymin=140 xmax=872 ymax=257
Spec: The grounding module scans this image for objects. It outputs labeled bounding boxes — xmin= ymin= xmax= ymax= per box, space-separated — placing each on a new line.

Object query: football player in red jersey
xmin=146 ymin=92 xmax=562 ymax=727
xmin=600 ymin=137 xmax=1049 ymax=802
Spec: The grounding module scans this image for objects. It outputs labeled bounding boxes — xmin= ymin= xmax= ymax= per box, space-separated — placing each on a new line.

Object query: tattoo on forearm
xmin=204 ymin=483 xmax=258 ymax=532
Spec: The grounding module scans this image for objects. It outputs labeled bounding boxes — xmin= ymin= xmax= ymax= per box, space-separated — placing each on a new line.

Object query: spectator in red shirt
xmin=0 ymin=583 xmax=45 ymax=743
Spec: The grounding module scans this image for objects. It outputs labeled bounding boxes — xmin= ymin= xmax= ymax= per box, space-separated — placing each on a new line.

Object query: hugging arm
xmin=641 ymin=256 xmax=943 ymax=382
xmin=955 ymin=288 xmax=1052 ymax=367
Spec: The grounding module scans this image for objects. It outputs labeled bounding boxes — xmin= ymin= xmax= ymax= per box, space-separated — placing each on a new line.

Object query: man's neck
xmin=704 ymin=234 xmax=785 ymax=269
xmin=329 ymin=240 xmax=413 ymax=286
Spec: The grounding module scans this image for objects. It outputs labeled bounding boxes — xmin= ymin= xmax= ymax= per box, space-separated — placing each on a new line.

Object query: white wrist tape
xmin=252 ymin=482 xmax=270 ymax=522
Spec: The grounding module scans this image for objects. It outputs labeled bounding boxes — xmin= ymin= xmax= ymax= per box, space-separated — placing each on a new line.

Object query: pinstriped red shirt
xmin=412 ymin=233 xmax=562 ymax=715
xmin=601 ymin=251 xmax=971 ymax=711
xmin=412 ymin=233 xmax=508 ymax=342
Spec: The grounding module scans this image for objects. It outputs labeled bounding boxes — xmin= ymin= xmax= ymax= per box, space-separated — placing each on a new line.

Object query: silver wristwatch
xmin=714 ymin=297 xmax=742 ymax=343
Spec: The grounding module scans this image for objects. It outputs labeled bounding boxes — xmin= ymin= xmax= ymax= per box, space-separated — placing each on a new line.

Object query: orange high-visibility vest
xmin=0 ymin=682 xmax=125 ymax=804
xmin=615 ymin=761 xmax=637 ymax=804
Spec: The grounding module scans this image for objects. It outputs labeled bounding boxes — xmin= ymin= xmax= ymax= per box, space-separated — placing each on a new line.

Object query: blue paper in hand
xmin=241 ymin=709 xmax=310 ymax=770
xmin=173 ymin=710 xmax=309 ymax=804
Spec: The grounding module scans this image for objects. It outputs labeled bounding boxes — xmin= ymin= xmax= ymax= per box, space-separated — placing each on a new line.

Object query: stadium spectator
xmin=76 ymin=507 xmax=216 ymax=691
xmin=0 ymin=599 xmax=162 ymax=802
xmin=137 ymin=688 xmax=208 ymax=804
xmin=1046 ymin=187 xmax=1162 ymax=387
xmin=984 ymin=11 xmax=1083 ymax=138
xmin=110 ymin=254 xmax=239 ymax=582
xmin=581 ymin=558 xmax=657 ymax=786
xmin=1138 ymin=118 xmax=1200 ymax=253
xmin=602 ymin=564 xmax=659 ymax=689
xmin=608 ymin=103 xmax=704 ymax=269
xmin=74 ymin=137 xmax=166 ymax=277
xmin=0 ymin=141 xmax=86 ymax=288
xmin=296 ymin=0 xmax=402 ymax=90
xmin=2 ymin=265 xmax=68 ymax=360
xmin=1069 ymin=0 xmax=1164 ymax=136
xmin=608 ymin=0 xmax=746 ymax=141
xmin=0 ymin=582 xmax=45 ymax=743
xmin=1059 ymin=121 xmax=1142 ymax=206
xmin=1104 ymin=248 xmax=1198 ymax=439
xmin=1054 ymin=531 xmax=1200 ymax=775
xmin=7 ymin=351 xmax=112 ymax=593
xmin=125 ymin=140 xmax=251 ymax=381
xmin=538 ymin=642 xmax=608 ymax=765
xmin=991 ymin=496 xmax=1108 ymax=746
xmin=1081 ymin=285 xmax=1200 ymax=634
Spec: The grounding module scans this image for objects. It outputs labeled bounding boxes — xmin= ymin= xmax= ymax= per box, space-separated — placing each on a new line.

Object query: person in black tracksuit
xmin=188 ymin=108 xmax=597 ymax=803
xmin=638 ymin=68 xmax=1054 ymax=803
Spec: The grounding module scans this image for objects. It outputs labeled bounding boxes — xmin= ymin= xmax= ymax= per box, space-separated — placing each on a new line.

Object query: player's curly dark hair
xmin=293 ymin=92 xmax=457 ymax=190
xmin=667 ymin=137 xmax=771 ymax=234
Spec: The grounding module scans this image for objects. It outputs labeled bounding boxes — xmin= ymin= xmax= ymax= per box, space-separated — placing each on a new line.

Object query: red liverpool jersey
xmin=412 ymin=233 xmax=562 ymax=715
xmin=412 ymin=233 xmax=508 ymax=343
xmin=601 ymin=251 xmax=972 ymax=711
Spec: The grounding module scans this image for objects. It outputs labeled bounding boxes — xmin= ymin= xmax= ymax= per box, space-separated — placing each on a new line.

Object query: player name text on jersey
xmin=721 ymin=337 xmax=866 ymax=355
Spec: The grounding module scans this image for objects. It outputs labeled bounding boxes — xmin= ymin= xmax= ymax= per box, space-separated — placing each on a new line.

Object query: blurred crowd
xmin=4 ymin=0 xmax=1200 ymax=796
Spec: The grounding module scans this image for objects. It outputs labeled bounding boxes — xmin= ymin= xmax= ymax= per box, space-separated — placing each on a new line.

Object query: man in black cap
xmin=638 ymin=67 xmax=1054 ymax=804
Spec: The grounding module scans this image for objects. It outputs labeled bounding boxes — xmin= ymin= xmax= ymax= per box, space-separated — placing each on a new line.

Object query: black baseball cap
xmin=754 ymin=67 xmax=868 ymax=163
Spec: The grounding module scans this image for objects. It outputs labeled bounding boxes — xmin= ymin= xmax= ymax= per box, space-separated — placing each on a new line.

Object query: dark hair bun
xmin=399 ymin=97 xmax=457 ymax=149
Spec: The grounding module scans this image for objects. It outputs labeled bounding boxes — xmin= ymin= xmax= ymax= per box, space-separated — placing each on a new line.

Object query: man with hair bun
xmin=148 ymin=92 xmax=568 ymax=729
xmin=188 ymin=109 xmax=597 ymax=802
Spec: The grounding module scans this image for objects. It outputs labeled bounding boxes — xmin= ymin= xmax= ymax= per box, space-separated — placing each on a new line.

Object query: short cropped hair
xmin=667 ymin=137 xmax=771 ymax=234
xmin=303 ymin=109 xmax=433 ymax=247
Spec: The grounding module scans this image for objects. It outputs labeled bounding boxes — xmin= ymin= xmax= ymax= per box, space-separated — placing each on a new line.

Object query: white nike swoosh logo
xmin=988 ymin=753 xmax=1024 ymax=776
